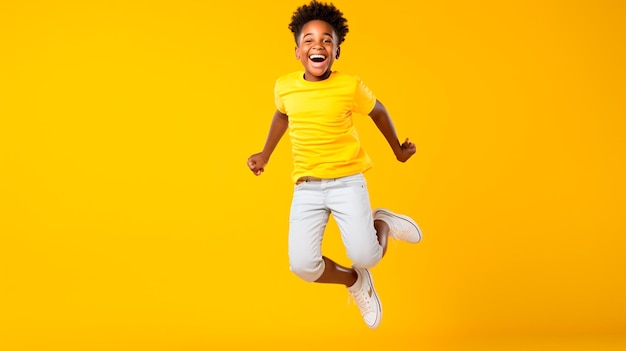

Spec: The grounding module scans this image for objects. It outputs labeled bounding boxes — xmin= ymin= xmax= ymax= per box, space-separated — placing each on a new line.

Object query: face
xmin=295 ymin=20 xmax=340 ymax=81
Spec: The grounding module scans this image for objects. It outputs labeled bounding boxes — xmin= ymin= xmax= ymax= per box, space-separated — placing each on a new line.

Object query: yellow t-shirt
xmin=274 ymin=71 xmax=377 ymax=183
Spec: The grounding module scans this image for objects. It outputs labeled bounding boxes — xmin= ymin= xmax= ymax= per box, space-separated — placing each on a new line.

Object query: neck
xmin=304 ymin=70 xmax=332 ymax=82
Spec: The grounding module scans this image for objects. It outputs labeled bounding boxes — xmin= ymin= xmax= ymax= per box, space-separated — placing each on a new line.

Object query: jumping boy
xmin=247 ymin=0 xmax=422 ymax=329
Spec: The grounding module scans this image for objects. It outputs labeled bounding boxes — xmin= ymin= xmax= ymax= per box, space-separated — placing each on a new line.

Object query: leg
xmin=329 ymin=174 xmax=383 ymax=268
xmin=290 ymin=176 xmax=384 ymax=328
xmin=328 ymin=174 xmax=383 ymax=328
xmin=288 ymin=181 xmax=360 ymax=287
xmin=314 ymin=256 xmax=358 ymax=286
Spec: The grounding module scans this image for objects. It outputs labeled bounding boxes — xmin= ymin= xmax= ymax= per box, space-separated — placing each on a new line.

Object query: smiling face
xmin=295 ymin=20 xmax=340 ymax=81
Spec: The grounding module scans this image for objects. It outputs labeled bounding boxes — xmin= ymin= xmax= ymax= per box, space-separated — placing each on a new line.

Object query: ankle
xmin=346 ymin=269 xmax=359 ymax=288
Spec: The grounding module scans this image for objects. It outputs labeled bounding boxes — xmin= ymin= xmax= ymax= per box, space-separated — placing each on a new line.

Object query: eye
xmin=323 ymin=39 xmax=332 ymax=44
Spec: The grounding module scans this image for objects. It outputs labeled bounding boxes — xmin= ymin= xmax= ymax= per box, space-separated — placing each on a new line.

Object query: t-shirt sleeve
xmin=353 ymin=76 xmax=377 ymax=115
xmin=274 ymin=80 xmax=286 ymax=114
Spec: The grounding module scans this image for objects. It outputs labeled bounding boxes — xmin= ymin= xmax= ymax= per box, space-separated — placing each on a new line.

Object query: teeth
xmin=309 ymin=54 xmax=326 ymax=62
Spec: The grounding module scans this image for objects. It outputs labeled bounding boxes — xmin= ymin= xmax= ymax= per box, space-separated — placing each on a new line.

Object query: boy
xmin=247 ymin=0 xmax=421 ymax=329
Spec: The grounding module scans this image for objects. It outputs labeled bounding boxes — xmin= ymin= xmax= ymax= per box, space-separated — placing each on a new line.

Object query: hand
xmin=247 ymin=152 xmax=268 ymax=176
xmin=395 ymin=138 xmax=416 ymax=162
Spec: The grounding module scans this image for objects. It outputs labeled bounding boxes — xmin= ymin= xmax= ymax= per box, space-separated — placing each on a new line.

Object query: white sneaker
xmin=348 ymin=267 xmax=382 ymax=329
xmin=373 ymin=208 xmax=422 ymax=243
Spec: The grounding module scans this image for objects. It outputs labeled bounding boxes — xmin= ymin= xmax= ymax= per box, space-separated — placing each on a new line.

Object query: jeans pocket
xmin=337 ymin=174 xmax=367 ymax=189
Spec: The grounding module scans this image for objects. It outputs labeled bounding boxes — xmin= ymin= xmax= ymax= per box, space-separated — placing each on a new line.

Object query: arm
xmin=369 ymin=100 xmax=416 ymax=162
xmin=247 ymin=110 xmax=289 ymax=176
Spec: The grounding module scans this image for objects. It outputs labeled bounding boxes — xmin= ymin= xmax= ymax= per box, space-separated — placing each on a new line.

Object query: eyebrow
xmin=302 ymin=32 xmax=333 ymax=38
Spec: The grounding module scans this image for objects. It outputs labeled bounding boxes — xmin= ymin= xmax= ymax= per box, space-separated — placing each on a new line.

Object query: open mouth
xmin=309 ymin=54 xmax=326 ymax=63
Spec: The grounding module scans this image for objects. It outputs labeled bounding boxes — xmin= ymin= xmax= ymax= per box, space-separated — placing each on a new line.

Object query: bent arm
xmin=369 ymin=100 xmax=402 ymax=155
xmin=369 ymin=100 xmax=416 ymax=162
xmin=260 ymin=110 xmax=289 ymax=160
xmin=247 ymin=110 xmax=289 ymax=175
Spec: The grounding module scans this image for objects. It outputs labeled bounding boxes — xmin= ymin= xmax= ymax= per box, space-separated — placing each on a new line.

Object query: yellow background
xmin=1 ymin=0 xmax=625 ymax=350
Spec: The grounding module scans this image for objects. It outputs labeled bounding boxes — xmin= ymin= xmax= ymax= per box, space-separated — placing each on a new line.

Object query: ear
xmin=335 ymin=46 xmax=341 ymax=59
xmin=295 ymin=46 xmax=300 ymax=59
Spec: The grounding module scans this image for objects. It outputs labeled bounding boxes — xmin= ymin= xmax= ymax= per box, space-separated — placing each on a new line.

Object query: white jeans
xmin=288 ymin=173 xmax=383 ymax=282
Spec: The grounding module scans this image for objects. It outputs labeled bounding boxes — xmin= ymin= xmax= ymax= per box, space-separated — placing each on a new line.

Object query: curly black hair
xmin=288 ymin=0 xmax=349 ymax=45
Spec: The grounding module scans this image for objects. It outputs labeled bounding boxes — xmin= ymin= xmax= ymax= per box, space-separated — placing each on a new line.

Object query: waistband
xmin=295 ymin=176 xmax=324 ymax=185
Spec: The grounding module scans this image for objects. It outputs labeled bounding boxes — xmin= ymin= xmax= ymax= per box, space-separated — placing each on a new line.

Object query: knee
xmin=349 ymin=247 xmax=382 ymax=269
xmin=289 ymin=257 xmax=325 ymax=282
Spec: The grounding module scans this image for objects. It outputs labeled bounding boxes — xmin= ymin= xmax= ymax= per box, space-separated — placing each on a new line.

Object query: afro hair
xmin=288 ymin=0 xmax=349 ymax=45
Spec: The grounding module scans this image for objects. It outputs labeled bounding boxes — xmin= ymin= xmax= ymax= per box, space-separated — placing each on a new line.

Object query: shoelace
xmin=388 ymin=218 xmax=415 ymax=242
xmin=348 ymin=289 xmax=371 ymax=315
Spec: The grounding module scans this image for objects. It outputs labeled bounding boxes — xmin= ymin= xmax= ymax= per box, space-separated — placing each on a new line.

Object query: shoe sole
xmin=361 ymin=268 xmax=382 ymax=329
xmin=373 ymin=208 xmax=422 ymax=243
